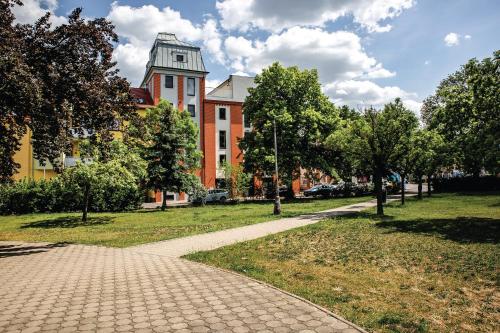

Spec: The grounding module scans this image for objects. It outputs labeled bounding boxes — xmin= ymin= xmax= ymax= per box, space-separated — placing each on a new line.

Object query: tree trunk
xmin=417 ymin=176 xmax=423 ymax=199
xmin=161 ymin=190 xmax=167 ymax=211
xmin=374 ymin=170 xmax=384 ymax=216
xmin=82 ymin=184 xmax=90 ymax=222
xmin=401 ymin=173 xmax=406 ymax=205
xmin=427 ymin=174 xmax=432 ymax=197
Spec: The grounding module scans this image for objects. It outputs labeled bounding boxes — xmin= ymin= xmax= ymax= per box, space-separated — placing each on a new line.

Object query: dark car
xmin=335 ymin=182 xmax=373 ymax=197
xmin=304 ymin=184 xmax=336 ymax=197
xmin=265 ymin=185 xmax=288 ymax=199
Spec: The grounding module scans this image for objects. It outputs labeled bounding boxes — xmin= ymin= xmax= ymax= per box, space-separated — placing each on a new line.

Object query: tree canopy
xmin=239 ymin=62 xmax=339 ymax=193
xmin=422 ymin=50 xmax=499 ymax=175
xmin=328 ymin=98 xmax=418 ymax=214
xmin=0 ymin=1 xmax=133 ymax=181
xmin=140 ymin=100 xmax=202 ymax=209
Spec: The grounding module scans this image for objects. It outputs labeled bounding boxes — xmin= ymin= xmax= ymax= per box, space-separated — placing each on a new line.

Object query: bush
xmin=0 ymin=161 xmax=142 ymax=215
xmin=433 ymin=176 xmax=500 ymax=192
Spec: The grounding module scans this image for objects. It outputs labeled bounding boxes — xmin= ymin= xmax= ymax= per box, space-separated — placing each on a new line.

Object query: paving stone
xmin=0 ymin=198 xmax=379 ymax=332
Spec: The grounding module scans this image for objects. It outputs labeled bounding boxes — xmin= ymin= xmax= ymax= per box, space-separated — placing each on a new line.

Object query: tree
xmin=141 ymin=100 xmax=202 ymax=210
xmin=422 ymin=50 xmax=499 ymax=176
xmin=408 ymin=129 xmax=446 ymax=199
xmin=329 ymin=98 xmax=418 ymax=215
xmin=0 ymin=0 xmax=41 ymax=182
xmin=19 ymin=7 xmax=134 ymax=169
xmin=239 ymin=62 xmax=339 ymax=197
xmin=221 ymin=161 xmax=251 ymax=200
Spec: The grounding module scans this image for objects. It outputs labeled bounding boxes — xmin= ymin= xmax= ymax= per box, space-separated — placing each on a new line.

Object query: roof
xmin=206 ymin=75 xmax=256 ymax=103
xmin=142 ymin=33 xmax=207 ymax=86
xmin=130 ymin=88 xmax=154 ymax=109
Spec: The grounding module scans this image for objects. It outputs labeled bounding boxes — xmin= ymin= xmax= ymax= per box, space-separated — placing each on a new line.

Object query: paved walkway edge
xmin=187 ymin=257 xmax=370 ymax=333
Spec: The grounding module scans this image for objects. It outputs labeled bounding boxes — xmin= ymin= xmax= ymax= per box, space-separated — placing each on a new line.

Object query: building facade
xmin=11 ymin=33 xmax=310 ymax=202
xmin=132 ymin=33 xmax=257 ymax=202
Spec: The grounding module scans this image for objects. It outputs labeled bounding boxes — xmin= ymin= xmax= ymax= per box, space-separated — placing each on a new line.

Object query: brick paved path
xmin=0 ymin=198 xmax=398 ymax=333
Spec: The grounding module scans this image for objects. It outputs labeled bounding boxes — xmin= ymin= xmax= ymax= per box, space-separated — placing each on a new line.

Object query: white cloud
xmin=224 ymin=27 xmax=394 ymax=83
xmin=324 ymin=80 xmax=421 ymax=113
xmin=107 ymin=2 xmax=224 ymax=85
xmin=205 ymin=78 xmax=223 ymax=94
xmin=12 ymin=0 xmax=66 ymax=25
xmin=216 ymin=0 xmax=414 ymax=33
xmin=464 ymin=34 xmax=472 ymax=39
xmin=444 ymin=32 xmax=460 ymax=46
xmin=424 ymin=60 xmax=430 ymax=65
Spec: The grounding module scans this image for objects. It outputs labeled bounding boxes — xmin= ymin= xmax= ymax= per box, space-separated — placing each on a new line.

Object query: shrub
xmin=0 ymin=161 xmax=142 ymax=215
xmin=433 ymin=176 xmax=500 ymax=192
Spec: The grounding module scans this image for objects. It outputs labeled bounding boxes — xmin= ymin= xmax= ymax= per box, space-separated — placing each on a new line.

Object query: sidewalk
xmin=132 ymin=196 xmax=403 ymax=258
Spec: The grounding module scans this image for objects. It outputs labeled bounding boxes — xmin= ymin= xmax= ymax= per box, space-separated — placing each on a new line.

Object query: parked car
xmin=189 ymin=189 xmax=228 ymax=204
xmin=265 ymin=185 xmax=288 ymax=199
xmin=333 ymin=181 xmax=373 ymax=197
xmin=304 ymin=184 xmax=337 ymax=197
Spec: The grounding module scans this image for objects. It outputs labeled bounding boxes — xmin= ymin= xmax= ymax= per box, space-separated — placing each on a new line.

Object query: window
xmin=219 ymin=130 xmax=227 ymax=149
xmin=219 ymin=154 xmax=226 ymax=165
xmin=165 ymin=75 xmax=173 ymax=88
xmin=244 ymin=114 xmax=250 ymax=128
xmin=188 ymin=104 xmax=195 ymax=117
xmin=176 ymin=54 xmax=184 ymax=62
xmin=187 ymin=78 xmax=195 ymax=96
xmin=219 ymin=107 xmax=226 ymax=120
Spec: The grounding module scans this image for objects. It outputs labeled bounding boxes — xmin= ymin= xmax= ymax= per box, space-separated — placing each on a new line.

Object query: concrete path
xmin=132 ymin=197 xmax=397 ymax=258
xmin=0 ymin=197 xmax=401 ymax=333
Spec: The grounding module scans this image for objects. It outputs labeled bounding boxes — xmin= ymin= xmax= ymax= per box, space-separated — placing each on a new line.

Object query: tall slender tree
xmin=141 ymin=100 xmax=202 ymax=210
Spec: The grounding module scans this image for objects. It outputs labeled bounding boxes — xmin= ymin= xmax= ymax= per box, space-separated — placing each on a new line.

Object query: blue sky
xmin=13 ymin=0 xmax=500 ymax=112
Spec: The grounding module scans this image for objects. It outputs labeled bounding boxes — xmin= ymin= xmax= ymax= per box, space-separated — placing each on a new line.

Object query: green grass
xmin=0 ymin=196 xmax=368 ymax=247
xmin=187 ymin=193 xmax=500 ymax=333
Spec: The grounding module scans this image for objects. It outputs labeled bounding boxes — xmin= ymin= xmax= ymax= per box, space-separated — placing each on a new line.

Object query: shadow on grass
xmin=376 ymin=217 xmax=500 ymax=244
xmin=0 ymin=242 xmax=68 ymax=258
xmin=21 ymin=216 xmax=113 ymax=229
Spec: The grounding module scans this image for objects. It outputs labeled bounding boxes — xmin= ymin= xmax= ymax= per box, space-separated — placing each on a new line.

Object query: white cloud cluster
xmin=324 ymin=80 xmax=422 ymax=112
xmin=221 ymin=26 xmax=420 ymax=111
xmin=444 ymin=32 xmax=471 ymax=47
xmin=107 ymin=2 xmax=224 ymax=85
xmin=224 ymin=27 xmax=395 ymax=82
xmin=216 ymin=0 xmax=414 ymax=33
xmin=12 ymin=0 xmax=66 ymax=25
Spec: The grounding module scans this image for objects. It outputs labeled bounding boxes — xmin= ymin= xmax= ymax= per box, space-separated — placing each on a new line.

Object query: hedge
xmin=433 ymin=176 xmax=500 ymax=192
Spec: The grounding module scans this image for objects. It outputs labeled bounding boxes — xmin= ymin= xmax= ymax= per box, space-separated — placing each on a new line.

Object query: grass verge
xmin=0 ymin=196 xmax=368 ymax=247
xmin=187 ymin=193 xmax=500 ymax=333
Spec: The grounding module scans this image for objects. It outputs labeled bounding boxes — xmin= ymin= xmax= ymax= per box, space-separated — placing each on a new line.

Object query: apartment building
xmin=11 ymin=33 xmax=309 ymax=202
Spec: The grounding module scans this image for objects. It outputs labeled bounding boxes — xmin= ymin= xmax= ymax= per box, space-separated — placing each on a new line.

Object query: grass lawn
xmin=0 ymin=196 xmax=368 ymax=247
xmin=187 ymin=193 xmax=500 ymax=333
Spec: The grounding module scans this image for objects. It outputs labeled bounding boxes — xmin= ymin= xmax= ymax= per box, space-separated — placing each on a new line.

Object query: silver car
xmin=205 ymin=189 xmax=229 ymax=203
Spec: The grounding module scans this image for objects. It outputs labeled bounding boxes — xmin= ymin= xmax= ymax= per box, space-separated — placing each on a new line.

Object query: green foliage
xmin=0 ymin=161 xmax=142 ymax=215
xmin=239 ymin=62 xmax=340 ymax=189
xmin=422 ymin=50 xmax=499 ymax=175
xmin=221 ymin=162 xmax=252 ymax=199
xmin=186 ymin=181 xmax=208 ymax=206
xmin=141 ymin=100 xmax=203 ymax=203
xmin=408 ymin=129 xmax=447 ymax=178
xmin=327 ymin=98 xmax=419 ymax=214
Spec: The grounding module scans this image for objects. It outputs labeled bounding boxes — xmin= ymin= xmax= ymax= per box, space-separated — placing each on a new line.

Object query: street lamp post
xmin=273 ymin=118 xmax=281 ymax=215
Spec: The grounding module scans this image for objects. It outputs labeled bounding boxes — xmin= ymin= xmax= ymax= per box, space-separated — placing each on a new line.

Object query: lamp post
xmin=273 ymin=118 xmax=281 ymax=215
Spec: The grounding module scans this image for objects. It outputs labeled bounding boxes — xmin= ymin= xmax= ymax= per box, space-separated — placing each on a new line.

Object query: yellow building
xmin=11 ymin=88 xmax=152 ymax=182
